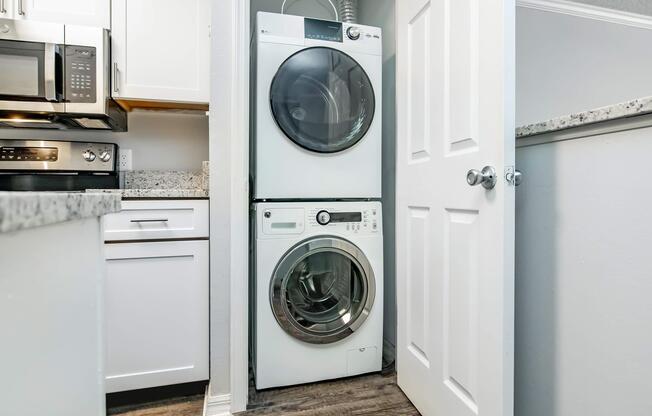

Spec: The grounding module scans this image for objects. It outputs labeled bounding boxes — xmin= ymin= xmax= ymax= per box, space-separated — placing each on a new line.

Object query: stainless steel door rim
xmin=270 ymin=236 xmax=376 ymax=345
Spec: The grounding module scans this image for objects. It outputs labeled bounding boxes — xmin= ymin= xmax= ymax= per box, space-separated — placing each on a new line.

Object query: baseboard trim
xmin=203 ymin=388 xmax=232 ymax=416
xmin=517 ymin=0 xmax=652 ymax=31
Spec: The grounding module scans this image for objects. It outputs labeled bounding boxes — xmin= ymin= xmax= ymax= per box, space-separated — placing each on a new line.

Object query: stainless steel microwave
xmin=0 ymin=19 xmax=126 ymax=131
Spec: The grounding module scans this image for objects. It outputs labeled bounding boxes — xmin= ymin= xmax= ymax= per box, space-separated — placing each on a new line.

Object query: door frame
xmin=207 ymin=0 xmax=250 ymax=414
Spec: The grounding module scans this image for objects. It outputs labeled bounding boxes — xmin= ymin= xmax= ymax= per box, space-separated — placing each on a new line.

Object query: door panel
xmin=104 ymin=240 xmax=209 ymax=393
xmin=396 ymin=0 xmax=515 ymax=415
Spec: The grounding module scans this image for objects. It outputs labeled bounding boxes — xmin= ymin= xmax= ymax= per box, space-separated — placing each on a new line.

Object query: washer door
xmin=270 ymin=237 xmax=376 ymax=344
xmin=270 ymin=47 xmax=376 ymax=154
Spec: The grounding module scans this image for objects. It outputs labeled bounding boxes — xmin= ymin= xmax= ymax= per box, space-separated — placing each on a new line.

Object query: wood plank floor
xmin=107 ymin=372 xmax=419 ymax=416
xmin=107 ymin=395 xmax=204 ymax=416
xmin=240 ymin=372 xmax=420 ymax=416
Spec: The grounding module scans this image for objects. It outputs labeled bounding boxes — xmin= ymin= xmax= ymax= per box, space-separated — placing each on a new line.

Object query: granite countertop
xmin=516 ymin=96 xmax=652 ymax=138
xmin=0 ymin=192 xmax=121 ymax=234
xmin=88 ymin=164 xmax=210 ymax=200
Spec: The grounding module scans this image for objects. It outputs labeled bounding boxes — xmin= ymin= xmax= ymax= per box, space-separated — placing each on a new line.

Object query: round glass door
xmin=270 ymin=237 xmax=376 ymax=344
xmin=270 ymin=47 xmax=376 ymax=154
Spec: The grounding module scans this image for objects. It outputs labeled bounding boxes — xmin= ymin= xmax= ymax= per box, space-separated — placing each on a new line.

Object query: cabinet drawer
xmin=104 ymin=200 xmax=208 ymax=241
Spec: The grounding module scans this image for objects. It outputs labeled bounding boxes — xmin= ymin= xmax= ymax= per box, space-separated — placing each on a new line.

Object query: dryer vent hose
xmin=338 ymin=0 xmax=358 ymax=23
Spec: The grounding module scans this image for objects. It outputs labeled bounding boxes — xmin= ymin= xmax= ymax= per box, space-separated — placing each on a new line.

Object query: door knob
xmin=467 ymin=166 xmax=497 ymax=190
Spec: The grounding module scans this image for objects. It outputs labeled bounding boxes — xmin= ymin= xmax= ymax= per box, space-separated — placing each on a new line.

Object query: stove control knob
xmin=316 ymin=210 xmax=331 ymax=226
xmin=347 ymin=27 xmax=361 ymax=40
xmin=99 ymin=150 xmax=112 ymax=162
xmin=82 ymin=150 xmax=96 ymax=162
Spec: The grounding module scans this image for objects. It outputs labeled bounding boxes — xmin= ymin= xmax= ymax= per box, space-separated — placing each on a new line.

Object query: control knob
xmin=99 ymin=150 xmax=112 ymax=162
xmin=346 ymin=27 xmax=361 ymax=40
xmin=316 ymin=210 xmax=331 ymax=226
xmin=82 ymin=150 xmax=96 ymax=162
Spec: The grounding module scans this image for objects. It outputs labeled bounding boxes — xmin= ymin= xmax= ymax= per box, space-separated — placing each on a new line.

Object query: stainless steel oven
xmin=0 ymin=139 xmax=119 ymax=191
xmin=0 ymin=19 xmax=126 ymax=131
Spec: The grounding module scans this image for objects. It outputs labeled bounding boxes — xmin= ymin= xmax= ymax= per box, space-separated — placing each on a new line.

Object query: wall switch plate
xmin=119 ymin=149 xmax=133 ymax=171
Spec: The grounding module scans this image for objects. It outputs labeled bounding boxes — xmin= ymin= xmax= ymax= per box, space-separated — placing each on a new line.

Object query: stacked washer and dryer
xmin=251 ymin=11 xmax=384 ymax=389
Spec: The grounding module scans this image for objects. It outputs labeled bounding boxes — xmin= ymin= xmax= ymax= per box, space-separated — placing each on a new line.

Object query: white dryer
xmin=252 ymin=12 xmax=382 ymax=200
xmin=253 ymin=201 xmax=383 ymax=389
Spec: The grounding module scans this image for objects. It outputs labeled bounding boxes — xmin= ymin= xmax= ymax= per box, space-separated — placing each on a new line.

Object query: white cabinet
xmin=103 ymin=200 xmax=209 ymax=393
xmin=5 ymin=0 xmax=110 ymax=28
xmin=111 ymin=0 xmax=210 ymax=104
xmin=104 ymin=240 xmax=209 ymax=393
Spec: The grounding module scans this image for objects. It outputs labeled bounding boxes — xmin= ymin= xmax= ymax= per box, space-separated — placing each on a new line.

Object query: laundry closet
xmin=244 ymin=1 xmax=516 ymax=415
xmin=247 ymin=0 xmax=396 ymax=392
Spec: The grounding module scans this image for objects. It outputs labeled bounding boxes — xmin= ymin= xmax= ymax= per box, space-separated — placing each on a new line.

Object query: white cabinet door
xmin=0 ymin=0 xmax=14 ymax=18
xmin=15 ymin=0 xmax=110 ymax=28
xmin=111 ymin=0 xmax=210 ymax=103
xmin=104 ymin=240 xmax=209 ymax=393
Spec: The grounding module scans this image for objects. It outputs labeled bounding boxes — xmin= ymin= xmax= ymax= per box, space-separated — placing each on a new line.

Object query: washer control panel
xmin=309 ymin=207 xmax=380 ymax=234
xmin=259 ymin=203 xmax=382 ymax=237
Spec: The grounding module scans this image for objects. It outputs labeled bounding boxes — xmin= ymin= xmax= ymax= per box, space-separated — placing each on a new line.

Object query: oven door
xmin=0 ymin=19 xmax=65 ymax=112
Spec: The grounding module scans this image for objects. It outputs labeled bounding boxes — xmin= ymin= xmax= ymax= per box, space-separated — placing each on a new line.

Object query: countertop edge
xmin=0 ymin=192 xmax=122 ymax=234
xmin=87 ymin=189 xmax=210 ymax=199
xmin=516 ymin=96 xmax=652 ymax=138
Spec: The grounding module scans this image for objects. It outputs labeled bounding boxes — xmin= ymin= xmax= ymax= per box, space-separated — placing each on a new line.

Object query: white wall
xmin=516 ymin=6 xmax=652 ymax=125
xmin=359 ymin=0 xmax=397 ymax=351
xmin=515 ymin=125 xmax=652 ymax=416
xmin=0 ymin=111 xmax=209 ymax=170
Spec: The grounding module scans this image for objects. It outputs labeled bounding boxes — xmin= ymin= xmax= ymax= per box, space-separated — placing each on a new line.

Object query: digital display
xmin=305 ymin=18 xmax=343 ymax=42
xmin=331 ymin=212 xmax=362 ymax=223
xmin=0 ymin=147 xmax=58 ymax=162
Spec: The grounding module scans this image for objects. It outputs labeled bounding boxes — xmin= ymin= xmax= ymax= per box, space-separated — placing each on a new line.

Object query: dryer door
xmin=270 ymin=47 xmax=376 ymax=154
xmin=270 ymin=236 xmax=376 ymax=344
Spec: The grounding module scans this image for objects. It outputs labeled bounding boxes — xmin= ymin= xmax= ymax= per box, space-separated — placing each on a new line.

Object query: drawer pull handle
xmin=130 ymin=219 xmax=169 ymax=223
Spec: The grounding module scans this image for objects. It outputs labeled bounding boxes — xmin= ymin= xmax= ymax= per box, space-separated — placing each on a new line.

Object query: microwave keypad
xmin=65 ymin=45 xmax=97 ymax=104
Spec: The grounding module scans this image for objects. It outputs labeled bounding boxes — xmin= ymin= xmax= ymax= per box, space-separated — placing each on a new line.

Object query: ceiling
xmin=571 ymin=0 xmax=652 ymax=16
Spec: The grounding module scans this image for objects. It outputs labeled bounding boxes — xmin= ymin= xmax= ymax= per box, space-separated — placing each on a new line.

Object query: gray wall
xmin=573 ymin=0 xmax=652 ymax=15
xmin=251 ymin=0 xmax=337 ymax=28
xmin=516 ymin=6 xmax=652 ymax=126
xmin=0 ymin=111 xmax=209 ymax=170
xmin=515 ymin=126 xmax=652 ymax=416
xmin=359 ymin=0 xmax=397 ymax=352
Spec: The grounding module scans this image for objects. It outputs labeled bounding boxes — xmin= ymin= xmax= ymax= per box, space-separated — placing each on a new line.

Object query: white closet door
xmin=395 ymin=0 xmax=516 ymax=415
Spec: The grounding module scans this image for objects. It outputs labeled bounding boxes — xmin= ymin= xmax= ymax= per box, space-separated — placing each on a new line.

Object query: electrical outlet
xmin=119 ymin=149 xmax=133 ymax=171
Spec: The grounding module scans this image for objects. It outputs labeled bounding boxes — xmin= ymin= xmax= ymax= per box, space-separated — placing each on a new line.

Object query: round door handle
xmin=467 ymin=166 xmax=497 ymax=190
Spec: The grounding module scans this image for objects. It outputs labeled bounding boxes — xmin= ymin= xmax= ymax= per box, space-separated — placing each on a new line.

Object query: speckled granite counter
xmin=88 ymin=163 xmax=209 ymax=200
xmin=0 ymin=192 xmax=121 ymax=233
xmin=517 ymin=96 xmax=652 ymax=138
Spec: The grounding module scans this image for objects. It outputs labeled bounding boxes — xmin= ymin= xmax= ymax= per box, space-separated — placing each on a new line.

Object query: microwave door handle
xmin=44 ymin=43 xmax=57 ymax=102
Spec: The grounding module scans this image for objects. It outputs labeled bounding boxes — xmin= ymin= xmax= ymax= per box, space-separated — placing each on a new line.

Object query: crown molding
xmin=517 ymin=0 xmax=652 ymax=31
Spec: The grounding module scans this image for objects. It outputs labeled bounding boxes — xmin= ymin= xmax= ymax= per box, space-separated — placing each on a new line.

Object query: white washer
xmin=252 ymin=12 xmax=382 ymax=200
xmin=253 ymin=201 xmax=383 ymax=389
